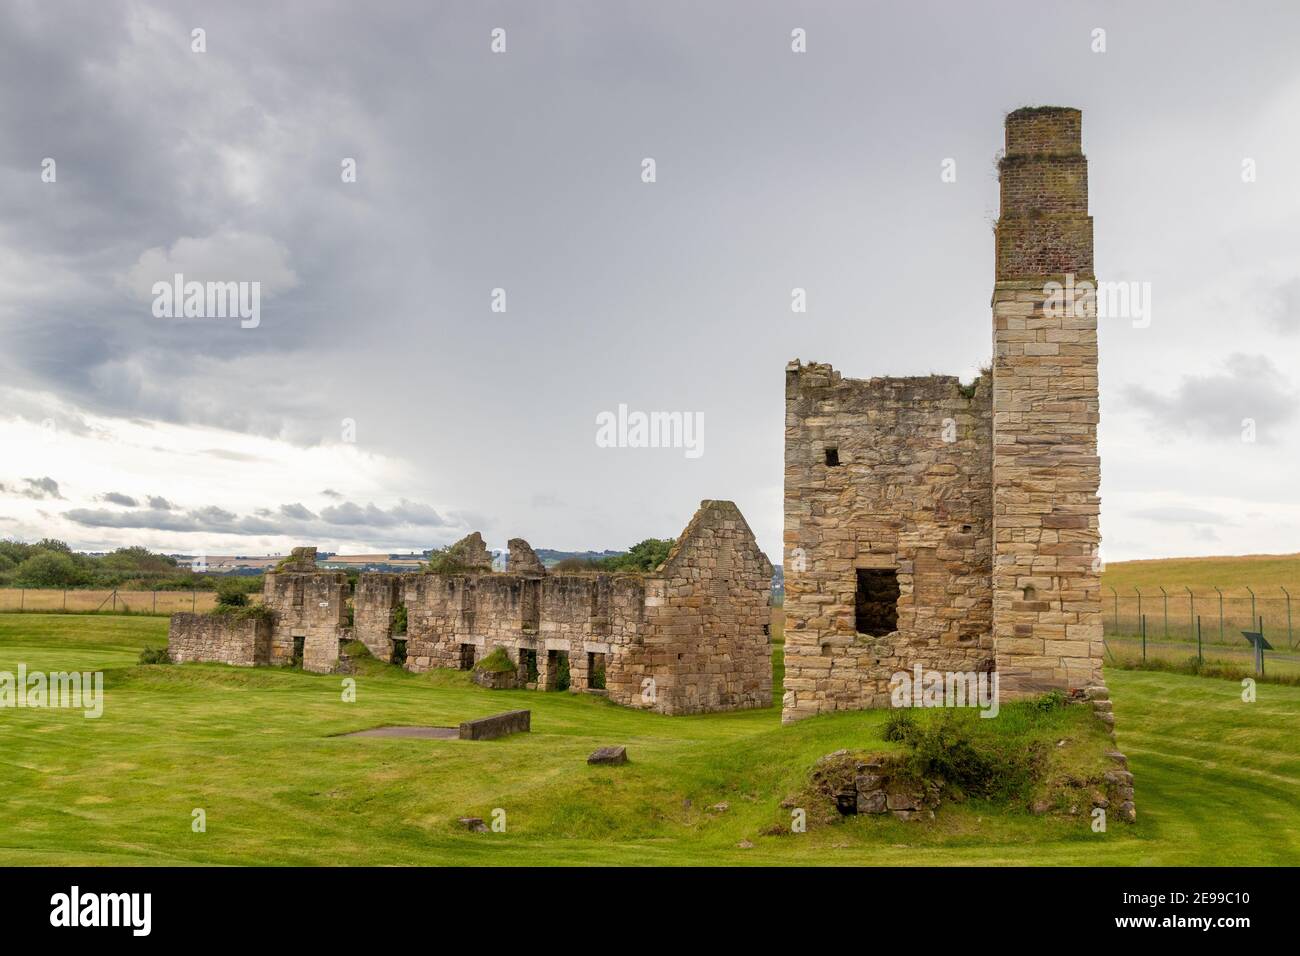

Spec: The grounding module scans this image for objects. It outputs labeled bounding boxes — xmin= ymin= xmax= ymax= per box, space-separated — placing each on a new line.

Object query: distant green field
xmin=1102 ymin=553 xmax=1300 ymax=594
xmin=0 ymin=614 xmax=1296 ymax=865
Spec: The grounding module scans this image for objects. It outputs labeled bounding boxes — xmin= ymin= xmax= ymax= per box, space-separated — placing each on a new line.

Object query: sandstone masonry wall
xmin=781 ymin=106 xmax=1104 ymax=722
xmin=354 ymin=573 xmax=402 ymax=661
xmin=782 ymin=367 xmax=994 ymax=723
xmin=643 ymin=500 xmax=773 ymax=714
xmin=992 ymin=106 xmax=1103 ymax=694
xmin=167 ymin=612 xmax=270 ymax=666
xmin=262 ymin=569 xmax=350 ymax=672
xmin=404 ymin=500 xmax=771 ymax=715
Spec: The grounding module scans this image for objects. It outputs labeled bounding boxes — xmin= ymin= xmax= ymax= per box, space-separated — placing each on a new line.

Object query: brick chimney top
xmin=1004 ymin=106 xmax=1082 ymax=157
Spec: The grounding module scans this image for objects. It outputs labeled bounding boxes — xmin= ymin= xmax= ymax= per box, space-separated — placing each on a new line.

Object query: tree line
xmin=0 ymin=539 xmax=232 ymax=591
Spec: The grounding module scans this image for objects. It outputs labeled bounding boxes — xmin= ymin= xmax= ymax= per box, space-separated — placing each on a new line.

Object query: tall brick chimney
xmin=990 ymin=107 xmax=1103 ymax=695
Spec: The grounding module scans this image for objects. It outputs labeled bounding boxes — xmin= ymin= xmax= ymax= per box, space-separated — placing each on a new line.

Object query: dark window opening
xmin=390 ymin=638 xmax=407 ymax=667
xmin=855 ymin=569 xmax=899 ymax=636
xmin=291 ymin=635 xmax=305 ymax=668
xmin=587 ymin=652 xmax=606 ymax=690
xmin=824 ymin=447 xmax=840 ymax=467
xmin=762 ymin=623 xmax=770 ymax=637
xmin=961 ymin=524 xmax=972 ymax=533
xmin=458 ymin=643 xmax=476 ymax=670
xmin=547 ymin=650 xmax=570 ymax=691
xmin=520 ymin=648 xmax=538 ymax=682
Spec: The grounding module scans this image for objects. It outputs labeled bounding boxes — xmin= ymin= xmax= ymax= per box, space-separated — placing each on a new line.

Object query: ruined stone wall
xmin=535 ymin=573 xmax=647 ymax=695
xmin=404 ymin=575 xmax=474 ymax=670
xmin=404 ymin=570 xmax=649 ymax=694
xmin=782 ymin=366 xmax=994 ymax=723
xmin=401 ymin=501 xmax=772 ymax=715
xmin=167 ymin=612 xmax=270 ymax=666
xmin=261 ymin=570 xmax=350 ymax=672
xmin=641 ymin=500 xmax=773 ymax=715
xmin=354 ymin=573 xmax=402 ymax=662
xmin=992 ymin=106 xmax=1103 ymax=694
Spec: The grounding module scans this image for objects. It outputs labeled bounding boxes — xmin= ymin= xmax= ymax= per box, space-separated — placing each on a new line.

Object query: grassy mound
xmin=473 ymin=647 xmax=515 ymax=674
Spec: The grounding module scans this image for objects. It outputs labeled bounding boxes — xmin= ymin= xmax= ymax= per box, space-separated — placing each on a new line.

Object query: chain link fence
xmin=1102 ymin=588 xmax=1294 ymax=648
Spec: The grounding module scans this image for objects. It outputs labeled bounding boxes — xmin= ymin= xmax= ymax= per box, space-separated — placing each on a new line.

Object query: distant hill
xmin=1102 ymin=553 xmax=1300 ymax=595
xmin=534 ymin=548 xmax=626 ymax=568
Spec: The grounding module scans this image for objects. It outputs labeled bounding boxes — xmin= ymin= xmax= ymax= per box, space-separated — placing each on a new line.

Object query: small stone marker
xmin=458 ymin=817 xmax=488 ymax=833
xmin=587 ymin=745 xmax=627 ymax=765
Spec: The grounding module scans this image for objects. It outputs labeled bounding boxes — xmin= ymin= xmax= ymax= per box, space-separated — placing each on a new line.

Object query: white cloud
xmin=121 ymin=231 xmax=299 ymax=303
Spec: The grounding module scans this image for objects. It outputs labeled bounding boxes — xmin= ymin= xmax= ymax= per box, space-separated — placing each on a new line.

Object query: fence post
xmin=1282 ymin=587 xmax=1293 ymax=650
xmin=20 ymin=589 xmax=24 ymax=611
xmin=112 ymin=589 xmax=117 ymax=613
xmin=1196 ymin=615 xmax=1202 ymax=664
xmin=192 ymin=590 xmax=197 ymax=612
xmin=1246 ymin=586 xmax=1256 ymax=633
xmin=1159 ymin=586 xmax=1168 ymax=639
xmin=153 ymin=590 xmax=157 ymax=614
xmin=63 ymin=589 xmax=67 ymax=611
xmin=1135 ymin=587 xmax=1142 ymax=635
xmin=1214 ymin=585 xmax=1224 ymax=643
xmin=1257 ymin=616 xmax=1265 ymax=677
xmin=1141 ymin=614 xmax=1147 ymax=662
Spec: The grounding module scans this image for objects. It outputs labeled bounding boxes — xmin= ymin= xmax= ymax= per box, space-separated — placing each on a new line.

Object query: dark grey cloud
xmin=100 ymin=491 xmax=139 ymax=506
xmin=317 ymin=499 xmax=450 ymax=529
xmin=64 ymin=497 xmax=457 ymax=543
xmin=3 ymin=477 xmax=65 ymax=500
xmin=1123 ymin=355 xmax=1298 ymax=444
xmin=147 ymin=495 xmax=176 ymax=510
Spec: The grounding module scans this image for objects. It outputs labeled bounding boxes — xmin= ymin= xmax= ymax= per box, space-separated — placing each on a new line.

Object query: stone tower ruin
xmin=782 ymin=107 xmax=1103 ymax=724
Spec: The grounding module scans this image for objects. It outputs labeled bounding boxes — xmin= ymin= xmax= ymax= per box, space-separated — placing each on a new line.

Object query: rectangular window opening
xmin=824 ymin=447 xmax=840 ymax=467
xmin=546 ymin=649 xmax=571 ymax=691
xmin=520 ymin=648 xmax=539 ymax=682
xmin=855 ymin=568 xmax=899 ymax=636
xmin=587 ymin=651 xmax=606 ymax=690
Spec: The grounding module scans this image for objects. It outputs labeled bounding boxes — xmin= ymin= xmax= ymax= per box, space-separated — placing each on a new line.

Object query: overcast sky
xmin=1 ymin=0 xmax=1298 ymax=563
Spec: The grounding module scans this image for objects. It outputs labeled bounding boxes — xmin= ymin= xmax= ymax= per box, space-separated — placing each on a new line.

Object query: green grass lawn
xmin=0 ymin=614 xmax=1296 ymax=865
